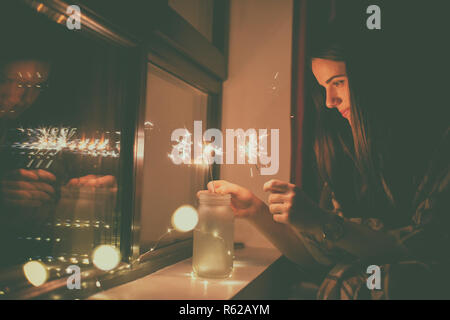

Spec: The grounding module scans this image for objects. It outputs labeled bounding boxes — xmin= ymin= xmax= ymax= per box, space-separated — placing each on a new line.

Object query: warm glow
xmin=171 ymin=205 xmax=198 ymax=232
xmin=23 ymin=261 xmax=48 ymax=287
xmin=13 ymin=127 xmax=120 ymax=158
xmin=92 ymin=245 xmax=121 ymax=271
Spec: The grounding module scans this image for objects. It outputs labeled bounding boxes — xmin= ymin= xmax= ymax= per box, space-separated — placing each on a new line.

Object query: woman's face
xmin=0 ymin=60 xmax=50 ymax=119
xmin=311 ymin=58 xmax=351 ymax=122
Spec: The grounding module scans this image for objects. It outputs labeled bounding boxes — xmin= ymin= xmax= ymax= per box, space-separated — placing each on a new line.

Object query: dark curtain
xmin=290 ymin=0 xmax=335 ymax=201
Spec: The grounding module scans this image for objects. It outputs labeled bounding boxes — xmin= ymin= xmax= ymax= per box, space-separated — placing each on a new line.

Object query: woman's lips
xmin=340 ymin=108 xmax=350 ymax=119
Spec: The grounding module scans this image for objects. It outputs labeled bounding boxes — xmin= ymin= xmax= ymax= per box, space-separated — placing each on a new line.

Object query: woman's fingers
xmin=272 ymin=213 xmax=289 ymax=224
xmin=2 ymin=180 xmax=55 ymax=195
xmin=34 ymin=169 xmax=56 ymax=182
xmin=7 ymin=169 xmax=39 ymax=181
xmin=66 ymin=178 xmax=80 ymax=187
xmin=269 ymin=203 xmax=285 ymax=214
xmin=3 ymin=189 xmax=51 ymax=201
xmin=268 ymin=193 xmax=286 ymax=204
xmin=66 ymin=175 xmax=117 ymax=188
xmin=207 ymin=180 xmax=240 ymax=196
xmin=197 ymin=190 xmax=210 ymax=198
xmin=264 ymin=179 xmax=297 ymax=224
xmin=7 ymin=169 xmax=56 ymax=182
xmin=76 ymin=175 xmax=98 ymax=186
xmin=206 ymin=180 xmax=217 ymax=192
xmin=96 ymin=175 xmax=116 ymax=187
xmin=263 ymin=179 xmax=294 ymax=193
xmin=33 ymin=182 xmax=55 ymax=195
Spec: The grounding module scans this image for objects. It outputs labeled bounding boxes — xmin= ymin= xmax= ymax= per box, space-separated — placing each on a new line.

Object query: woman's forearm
xmin=333 ymin=219 xmax=408 ymax=261
xmin=246 ymin=200 xmax=321 ymax=269
xmin=293 ymin=210 xmax=409 ymax=262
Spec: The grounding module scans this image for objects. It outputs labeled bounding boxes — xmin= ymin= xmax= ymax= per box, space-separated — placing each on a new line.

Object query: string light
xmin=92 ymin=245 xmax=121 ymax=271
xmin=137 ymin=205 xmax=200 ymax=262
xmin=171 ymin=205 xmax=198 ymax=232
xmin=23 ymin=261 xmax=48 ymax=287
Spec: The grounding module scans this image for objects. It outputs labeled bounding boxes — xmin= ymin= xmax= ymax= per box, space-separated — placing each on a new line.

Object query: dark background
xmin=298 ymin=0 xmax=449 ymax=202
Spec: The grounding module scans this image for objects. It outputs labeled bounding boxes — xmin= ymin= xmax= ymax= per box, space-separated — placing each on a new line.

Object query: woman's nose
xmin=325 ymin=92 xmax=342 ymax=109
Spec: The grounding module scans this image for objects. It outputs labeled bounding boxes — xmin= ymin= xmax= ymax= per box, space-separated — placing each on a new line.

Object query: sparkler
xmin=238 ymin=131 xmax=269 ymax=177
xmin=196 ymin=140 xmax=223 ymax=193
xmin=168 ymin=131 xmax=223 ymax=192
xmin=167 ymin=130 xmax=192 ymax=164
xmin=12 ymin=126 xmax=120 ymax=160
xmin=142 ymin=135 xmax=225 ymax=265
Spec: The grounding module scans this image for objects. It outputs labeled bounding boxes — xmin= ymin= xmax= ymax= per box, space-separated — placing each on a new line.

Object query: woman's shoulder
xmin=394 ymin=128 xmax=450 ymax=262
xmin=413 ymin=128 xmax=449 ymax=220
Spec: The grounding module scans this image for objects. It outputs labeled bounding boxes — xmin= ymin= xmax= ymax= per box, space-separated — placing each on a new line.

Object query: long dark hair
xmin=308 ymin=31 xmax=447 ymax=226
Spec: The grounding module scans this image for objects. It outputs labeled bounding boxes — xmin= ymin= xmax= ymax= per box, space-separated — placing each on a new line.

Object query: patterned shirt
xmin=300 ymin=129 xmax=449 ymax=299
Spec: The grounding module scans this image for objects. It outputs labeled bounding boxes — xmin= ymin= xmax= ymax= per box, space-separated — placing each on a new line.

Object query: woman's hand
xmin=197 ymin=180 xmax=264 ymax=219
xmin=0 ymin=169 xmax=56 ymax=207
xmin=263 ymin=179 xmax=325 ymax=232
xmin=66 ymin=174 xmax=117 ymax=191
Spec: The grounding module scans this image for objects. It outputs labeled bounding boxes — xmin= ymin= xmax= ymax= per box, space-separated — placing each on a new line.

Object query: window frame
xmin=1 ymin=0 xmax=229 ymax=299
xmin=109 ymin=0 xmax=229 ymax=264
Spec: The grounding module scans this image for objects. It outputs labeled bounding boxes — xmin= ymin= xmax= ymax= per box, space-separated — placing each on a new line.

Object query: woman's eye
xmin=333 ymin=80 xmax=345 ymax=87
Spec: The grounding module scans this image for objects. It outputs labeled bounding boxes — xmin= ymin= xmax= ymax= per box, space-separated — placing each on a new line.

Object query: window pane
xmin=139 ymin=63 xmax=208 ymax=253
xmin=169 ymin=0 xmax=214 ymax=42
xmin=0 ymin=7 xmax=128 ymax=269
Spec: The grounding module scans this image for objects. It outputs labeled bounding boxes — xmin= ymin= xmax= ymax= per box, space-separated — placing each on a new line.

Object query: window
xmin=169 ymin=0 xmax=214 ymax=42
xmin=139 ymin=63 xmax=209 ymax=253
xmin=0 ymin=3 xmax=131 ymax=270
xmin=0 ymin=0 xmax=228 ymax=299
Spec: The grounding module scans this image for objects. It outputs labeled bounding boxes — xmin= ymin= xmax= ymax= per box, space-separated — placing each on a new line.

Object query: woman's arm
xmin=315 ymin=215 xmax=408 ymax=261
xmin=246 ymin=198 xmax=323 ymax=269
xmin=263 ymin=179 xmax=409 ymax=262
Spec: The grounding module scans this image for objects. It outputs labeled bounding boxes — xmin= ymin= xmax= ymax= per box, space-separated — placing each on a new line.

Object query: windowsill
xmin=87 ymin=246 xmax=282 ymax=300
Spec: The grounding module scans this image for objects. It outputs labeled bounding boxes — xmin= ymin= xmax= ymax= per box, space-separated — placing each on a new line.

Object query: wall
xmin=221 ymin=0 xmax=293 ymax=248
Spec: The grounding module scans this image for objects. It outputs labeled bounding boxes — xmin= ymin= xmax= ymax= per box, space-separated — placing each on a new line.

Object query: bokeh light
xmin=92 ymin=245 xmax=121 ymax=271
xmin=171 ymin=205 xmax=198 ymax=232
xmin=23 ymin=261 xmax=48 ymax=287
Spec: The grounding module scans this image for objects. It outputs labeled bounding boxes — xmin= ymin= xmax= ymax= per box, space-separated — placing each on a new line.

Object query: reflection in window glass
xmin=0 ymin=7 xmax=127 ymax=270
xmin=169 ymin=0 xmax=214 ymax=41
xmin=139 ymin=63 xmax=208 ymax=253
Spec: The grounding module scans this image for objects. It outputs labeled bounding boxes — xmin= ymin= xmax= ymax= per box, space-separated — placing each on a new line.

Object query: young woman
xmin=198 ymin=36 xmax=449 ymax=299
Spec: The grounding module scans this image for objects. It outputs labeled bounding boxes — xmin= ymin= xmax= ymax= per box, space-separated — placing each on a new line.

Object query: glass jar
xmin=193 ymin=193 xmax=234 ymax=278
